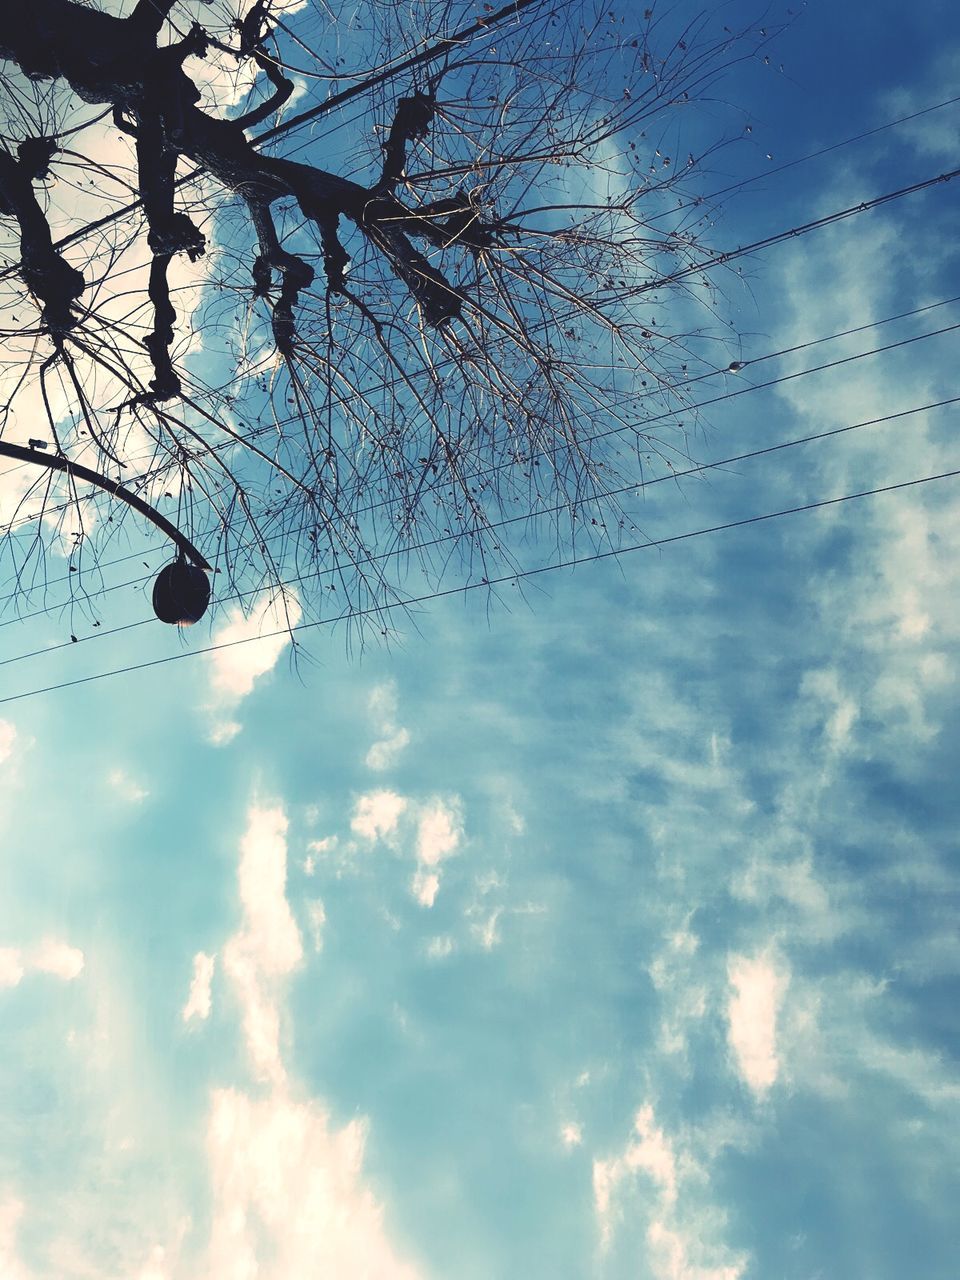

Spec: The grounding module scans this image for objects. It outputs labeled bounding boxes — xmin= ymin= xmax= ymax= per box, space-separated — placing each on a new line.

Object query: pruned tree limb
xmin=0 ymin=141 xmax=84 ymax=339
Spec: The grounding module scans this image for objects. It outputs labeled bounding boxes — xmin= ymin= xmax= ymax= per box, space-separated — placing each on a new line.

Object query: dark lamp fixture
xmin=152 ymin=556 xmax=212 ymax=626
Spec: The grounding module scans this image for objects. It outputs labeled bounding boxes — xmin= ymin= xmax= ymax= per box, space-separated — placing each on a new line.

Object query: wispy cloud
xmin=182 ymin=952 xmax=216 ymax=1024
xmin=365 ymin=681 xmax=411 ymax=771
xmin=469 ymin=905 xmax=502 ymax=950
xmin=107 ymin=767 xmax=150 ymax=804
xmin=197 ymin=796 xmax=421 ymax=1278
xmin=0 ymin=1197 xmax=32 ymax=1280
xmin=424 ymin=935 xmax=455 ymax=960
xmin=304 ymin=899 xmax=326 ymax=952
xmin=206 ymin=592 xmax=302 ymax=742
xmin=350 ymin=789 xmax=408 ymax=842
xmin=593 ymin=1102 xmax=746 ymax=1279
xmin=222 ymin=803 xmax=303 ymax=1084
xmin=316 ymin=790 xmax=465 ymax=908
xmin=726 ymin=952 xmax=790 ymax=1097
xmin=880 ymin=51 xmax=960 ymax=162
xmin=560 ymin=1121 xmax=583 ymax=1149
xmin=204 ymin=1089 xmax=421 ymax=1280
xmin=0 ymin=940 xmax=84 ymax=988
xmin=411 ymin=797 xmax=463 ymax=907
xmin=303 ymin=835 xmax=339 ymax=876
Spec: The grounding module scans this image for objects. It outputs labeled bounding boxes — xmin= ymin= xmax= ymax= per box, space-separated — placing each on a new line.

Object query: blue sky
xmin=1 ymin=1 xmax=959 ymax=1277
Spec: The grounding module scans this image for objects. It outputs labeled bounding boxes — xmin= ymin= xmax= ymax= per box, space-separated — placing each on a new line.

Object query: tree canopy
xmin=0 ymin=0 xmax=773 ymax=639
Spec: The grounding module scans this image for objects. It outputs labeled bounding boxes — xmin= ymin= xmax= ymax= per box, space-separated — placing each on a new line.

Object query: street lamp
xmin=151 ymin=554 xmax=211 ymax=625
xmin=0 ymin=440 xmax=212 ymax=624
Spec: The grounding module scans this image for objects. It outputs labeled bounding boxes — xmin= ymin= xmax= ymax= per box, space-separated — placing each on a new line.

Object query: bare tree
xmin=0 ymin=0 xmax=772 ymax=637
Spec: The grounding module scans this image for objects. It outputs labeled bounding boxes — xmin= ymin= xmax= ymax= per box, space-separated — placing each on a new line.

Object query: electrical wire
xmin=254 ymin=0 xmax=549 ymax=146
xmin=5 ymin=281 xmax=956 ymax=497
xmin=2 ymin=313 xmax=957 ymax=622
xmin=2 ymin=391 xmax=955 ymax=670
xmin=634 ymin=168 xmax=959 ymax=295
xmin=649 ymin=93 xmax=960 ymax=225
xmin=0 ymin=30 xmax=955 ymax=284
xmin=2 ymin=24 xmax=958 ymax=649
xmin=2 ymin=462 xmax=957 ymax=707
xmin=1 ymin=67 xmax=955 ymax=552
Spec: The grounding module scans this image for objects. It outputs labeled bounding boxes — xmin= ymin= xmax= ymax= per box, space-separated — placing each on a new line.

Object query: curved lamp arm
xmin=0 ymin=441 xmax=211 ymax=570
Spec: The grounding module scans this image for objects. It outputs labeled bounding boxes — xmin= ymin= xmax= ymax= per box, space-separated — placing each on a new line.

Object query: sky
xmin=1 ymin=1 xmax=959 ymax=1277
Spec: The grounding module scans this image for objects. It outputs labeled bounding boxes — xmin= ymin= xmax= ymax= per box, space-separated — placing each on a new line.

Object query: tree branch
xmin=0 ymin=1 xmax=477 ymax=346
xmin=0 ymin=440 xmax=210 ymax=568
xmin=0 ymin=143 xmax=84 ymax=339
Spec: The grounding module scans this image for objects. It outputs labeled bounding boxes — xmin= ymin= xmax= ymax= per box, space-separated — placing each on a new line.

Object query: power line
xmin=3 ymin=392 xmax=955 ymax=670
xmin=2 ymin=463 xmax=957 ymax=706
xmin=1 ymin=89 xmax=955 ymax=556
xmin=2 ymin=314 xmax=958 ymax=622
xmin=3 ymin=308 xmax=957 ymax=604
xmin=0 ymin=32 xmax=955 ymax=295
xmin=6 ymin=281 xmax=955 ymax=499
xmin=254 ymin=0 xmax=549 ymax=146
xmin=636 ymin=167 xmax=959 ymax=294
xmin=652 ymin=93 xmax=960 ymax=224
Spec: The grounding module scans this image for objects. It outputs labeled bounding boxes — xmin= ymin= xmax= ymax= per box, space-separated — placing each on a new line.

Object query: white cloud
xmin=416 ymin=800 xmax=462 ymax=866
xmin=412 ymin=869 xmax=440 ymax=909
xmin=305 ymin=899 xmax=326 ymax=952
xmin=470 ymin=907 xmax=502 ymax=950
xmin=0 ymin=720 xmax=16 ymax=765
xmin=630 ymin=1105 xmax=678 ymax=1204
xmin=350 ymin=790 xmax=408 ymax=842
xmin=307 ymin=835 xmax=337 ymax=854
xmin=304 ymin=835 xmax=337 ymax=874
xmin=320 ymin=790 xmax=464 ymax=904
xmin=207 ymin=591 xmax=302 ymax=709
xmin=33 ymin=939 xmax=85 ymax=981
xmin=411 ymin=798 xmax=463 ymax=908
xmin=0 ymin=948 xmax=25 ymax=989
xmin=165 ymin=787 xmax=429 ymax=1279
xmin=222 ymin=804 xmax=303 ymax=1084
xmin=107 ymin=767 xmax=150 ymax=804
xmin=235 ymin=806 xmax=303 ymax=976
xmin=0 ymin=940 xmax=84 ymax=987
xmin=425 ymin=935 xmax=455 ymax=960
xmin=207 ymin=719 xmax=241 ymax=748
xmin=204 ymin=1088 xmax=422 ymax=1280
xmin=593 ymin=1104 xmax=747 ymax=1278
xmin=800 ymin=668 xmax=858 ymax=753
xmin=365 ymin=681 xmax=411 ymax=771
xmin=182 ymin=952 xmax=216 ymax=1024
xmin=561 ymin=1122 xmax=583 ymax=1149
xmin=726 ymin=952 xmax=790 ymax=1096
xmin=134 ymin=1244 xmax=172 ymax=1280
xmin=0 ymin=1197 xmax=33 ymax=1280
xmin=593 ymin=1103 xmax=678 ymax=1250
xmin=647 ymin=1219 xmax=744 ymax=1280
